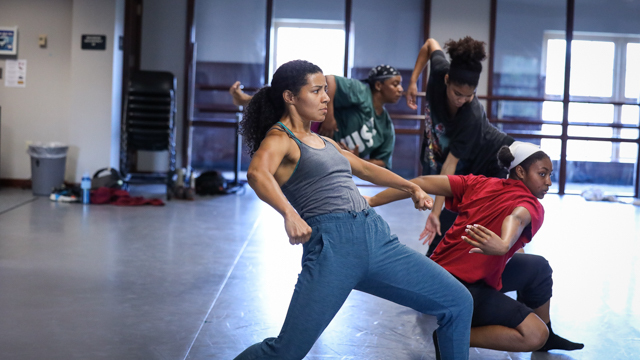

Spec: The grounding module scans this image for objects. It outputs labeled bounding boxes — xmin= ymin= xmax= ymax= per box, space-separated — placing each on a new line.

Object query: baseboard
xmin=0 ymin=178 xmax=32 ymax=189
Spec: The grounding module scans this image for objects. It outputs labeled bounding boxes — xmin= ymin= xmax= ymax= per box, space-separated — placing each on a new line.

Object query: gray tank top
xmin=276 ymin=122 xmax=369 ymax=220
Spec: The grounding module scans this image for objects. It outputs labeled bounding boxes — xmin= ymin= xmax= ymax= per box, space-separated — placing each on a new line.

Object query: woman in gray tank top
xmin=233 ymin=60 xmax=472 ymax=360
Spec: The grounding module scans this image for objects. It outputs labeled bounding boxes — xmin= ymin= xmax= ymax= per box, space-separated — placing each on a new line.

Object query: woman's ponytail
xmin=497 ymin=145 xmax=515 ymax=170
xmin=240 ymin=85 xmax=283 ymax=157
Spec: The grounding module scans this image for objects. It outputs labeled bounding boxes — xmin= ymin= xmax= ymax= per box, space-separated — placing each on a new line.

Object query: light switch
xmin=38 ymin=35 xmax=47 ymax=48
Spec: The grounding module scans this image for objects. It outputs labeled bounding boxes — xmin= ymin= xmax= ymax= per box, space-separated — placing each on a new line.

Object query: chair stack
xmin=120 ymin=70 xmax=176 ymax=197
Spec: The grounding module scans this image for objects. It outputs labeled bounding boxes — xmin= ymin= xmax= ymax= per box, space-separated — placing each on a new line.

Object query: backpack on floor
xmin=92 ymin=168 xmax=126 ymax=190
xmin=195 ymin=171 xmax=228 ymax=195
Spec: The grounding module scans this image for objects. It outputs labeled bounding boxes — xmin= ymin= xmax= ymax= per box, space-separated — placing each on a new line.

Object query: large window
xmin=541 ymin=32 xmax=640 ymax=195
xmin=492 ymin=0 xmax=640 ymax=197
xmin=272 ymin=20 xmax=346 ymax=78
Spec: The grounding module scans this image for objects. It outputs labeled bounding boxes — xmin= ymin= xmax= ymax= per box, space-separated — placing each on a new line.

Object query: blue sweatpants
xmin=234 ymin=209 xmax=472 ymax=360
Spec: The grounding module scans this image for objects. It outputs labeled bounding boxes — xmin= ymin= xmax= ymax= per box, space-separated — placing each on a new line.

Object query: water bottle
xmin=81 ymin=172 xmax=91 ymax=204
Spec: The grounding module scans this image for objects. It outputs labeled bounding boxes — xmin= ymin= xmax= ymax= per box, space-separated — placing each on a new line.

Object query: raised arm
xmin=229 ymin=81 xmax=253 ymax=107
xmin=406 ymin=38 xmax=442 ymax=110
xmin=247 ymin=132 xmax=312 ymax=245
xmin=367 ymin=175 xmax=453 ymax=208
xmin=325 ymin=138 xmax=433 ymax=210
xmin=462 ymin=206 xmax=533 ymax=256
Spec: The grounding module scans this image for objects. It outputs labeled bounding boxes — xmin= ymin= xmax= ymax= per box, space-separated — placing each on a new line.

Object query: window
xmin=271 ymin=20 xmax=345 ymax=80
xmin=541 ymin=32 xmax=640 ymax=195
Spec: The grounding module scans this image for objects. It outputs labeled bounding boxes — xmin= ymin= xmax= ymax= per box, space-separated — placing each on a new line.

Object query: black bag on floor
xmin=92 ymin=168 xmax=126 ymax=190
xmin=195 ymin=171 xmax=228 ymax=195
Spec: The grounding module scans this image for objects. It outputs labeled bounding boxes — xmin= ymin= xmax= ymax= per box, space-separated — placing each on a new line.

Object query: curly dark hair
xmin=445 ymin=36 xmax=487 ymax=87
xmin=498 ymin=145 xmax=550 ymax=178
xmin=240 ymin=60 xmax=323 ymax=157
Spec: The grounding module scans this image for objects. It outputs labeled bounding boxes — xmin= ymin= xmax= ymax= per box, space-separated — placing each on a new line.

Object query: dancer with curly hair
xmin=406 ymin=37 xmax=515 ymax=255
xmin=233 ymin=59 xmax=472 ymax=360
xmin=367 ymin=142 xmax=584 ymax=353
xmin=230 ymin=64 xmax=403 ymax=168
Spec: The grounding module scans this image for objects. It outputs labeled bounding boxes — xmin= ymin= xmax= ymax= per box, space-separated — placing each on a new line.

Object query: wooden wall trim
xmin=0 ymin=179 xmax=32 ymax=189
xmin=264 ymin=0 xmax=273 ymax=85
xmin=343 ymin=0 xmax=352 ymax=77
xmin=487 ymin=0 xmax=497 ymax=119
xmin=559 ymin=0 xmax=575 ymax=195
xmin=182 ymin=0 xmax=196 ymax=169
xmin=417 ymin=0 xmax=432 ymax=176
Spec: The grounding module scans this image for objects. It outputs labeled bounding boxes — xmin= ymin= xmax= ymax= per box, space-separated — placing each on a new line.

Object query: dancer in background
xmin=230 ymin=64 xmax=402 ymax=168
xmin=406 ymin=37 xmax=514 ymax=255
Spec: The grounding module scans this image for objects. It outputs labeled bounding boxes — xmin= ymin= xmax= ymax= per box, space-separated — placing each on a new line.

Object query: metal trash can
xmin=27 ymin=142 xmax=69 ymax=196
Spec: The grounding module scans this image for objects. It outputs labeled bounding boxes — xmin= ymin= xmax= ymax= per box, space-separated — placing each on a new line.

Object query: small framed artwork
xmin=0 ymin=27 xmax=18 ymax=55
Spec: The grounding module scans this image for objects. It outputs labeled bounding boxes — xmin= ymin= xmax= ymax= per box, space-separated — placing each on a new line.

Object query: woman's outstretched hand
xmin=462 ymin=224 xmax=509 ymax=255
xmin=406 ymin=83 xmax=419 ymax=110
xmin=411 ymin=189 xmax=433 ymax=211
xmin=419 ymin=212 xmax=441 ymax=245
xmin=284 ymin=212 xmax=312 ymax=245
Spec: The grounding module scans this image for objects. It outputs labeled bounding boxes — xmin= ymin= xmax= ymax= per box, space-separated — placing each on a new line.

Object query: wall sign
xmin=0 ymin=26 xmax=18 ymax=55
xmin=81 ymin=35 xmax=106 ymax=50
xmin=5 ymin=59 xmax=27 ymax=88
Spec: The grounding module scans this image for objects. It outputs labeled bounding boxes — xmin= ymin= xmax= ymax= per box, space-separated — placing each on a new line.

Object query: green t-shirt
xmin=332 ymin=76 xmax=395 ymax=168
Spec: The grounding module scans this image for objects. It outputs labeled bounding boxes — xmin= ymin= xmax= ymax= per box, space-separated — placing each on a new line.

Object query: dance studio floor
xmin=0 ymin=185 xmax=638 ymax=359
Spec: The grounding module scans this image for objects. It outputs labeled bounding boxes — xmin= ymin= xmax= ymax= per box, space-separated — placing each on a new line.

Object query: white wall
xmin=0 ymin=0 xmax=493 ymax=181
xmin=192 ymin=0 xmax=490 ymax=75
xmin=138 ymin=0 xmax=186 ymax=172
xmin=352 ymin=0 xmax=423 ymax=69
xmin=195 ymin=0 xmax=266 ymax=63
xmin=430 ymin=0 xmax=491 ymax=97
xmin=0 ymin=0 xmax=73 ymax=180
xmin=0 ymin=0 xmax=124 ymax=183
xmin=194 ymin=0 xmax=424 ymax=69
xmin=68 ymin=0 xmax=124 ymax=180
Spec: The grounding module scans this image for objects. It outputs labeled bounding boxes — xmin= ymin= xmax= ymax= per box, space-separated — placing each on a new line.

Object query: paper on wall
xmin=5 ymin=59 xmax=26 ymax=88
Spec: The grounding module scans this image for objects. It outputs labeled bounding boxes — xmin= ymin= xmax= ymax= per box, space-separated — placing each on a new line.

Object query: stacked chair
xmin=120 ymin=70 xmax=177 ymax=198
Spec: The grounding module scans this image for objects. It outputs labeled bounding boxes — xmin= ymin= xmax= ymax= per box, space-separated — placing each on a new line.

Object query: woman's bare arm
xmin=247 ymin=132 xmax=312 ymax=245
xmin=325 ymin=138 xmax=433 ymax=210
xmin=462 ymin=206 xmax=533 ymax=255
xmin=367 ymin=175 xmax=453 ymax=207
xmin=406 ymin=38 xmax=442 ymax=110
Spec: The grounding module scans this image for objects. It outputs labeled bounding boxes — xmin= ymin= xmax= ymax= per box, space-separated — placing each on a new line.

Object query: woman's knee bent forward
xmin=517 ymin=313 xmax=549 ymax=351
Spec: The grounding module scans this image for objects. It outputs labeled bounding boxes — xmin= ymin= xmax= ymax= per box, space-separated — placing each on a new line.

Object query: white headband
xmin=509 ymin=141 xmax=542 ymax=171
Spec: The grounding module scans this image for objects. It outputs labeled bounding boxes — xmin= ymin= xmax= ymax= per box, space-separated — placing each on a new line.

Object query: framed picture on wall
xmin=0 ymin=27 xmax=18 ymax=55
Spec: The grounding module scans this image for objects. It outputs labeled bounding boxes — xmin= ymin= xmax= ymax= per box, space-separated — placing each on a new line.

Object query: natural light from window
xmin=544 ymin=39 xmax=615 ymax=97
xmin=626 ymin=43 xmax=640 ymax=99
xmin=570 ymin=40 xmax=615 ymax=97
xmin=274 ymin=26 xmax=345 ymax=77
xmin=544 ymin=39 xmax=566 ymax=96
xmin=541 ymin=37 xmax=636 ymax=163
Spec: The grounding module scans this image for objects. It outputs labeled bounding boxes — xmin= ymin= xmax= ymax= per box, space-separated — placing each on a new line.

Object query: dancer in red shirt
xmin=368 ymin=141 xmax=583 ymax=353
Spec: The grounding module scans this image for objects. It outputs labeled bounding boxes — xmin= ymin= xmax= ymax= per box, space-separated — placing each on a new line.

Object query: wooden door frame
xmin=121 ymin=0 xmax=143 ymax=118
xmin=120 ymin=0 xmax=143 ymax=171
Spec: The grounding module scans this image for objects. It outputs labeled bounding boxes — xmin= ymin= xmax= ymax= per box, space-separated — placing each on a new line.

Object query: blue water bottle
xmin=81 ymin=172 xmax=91 ymax=204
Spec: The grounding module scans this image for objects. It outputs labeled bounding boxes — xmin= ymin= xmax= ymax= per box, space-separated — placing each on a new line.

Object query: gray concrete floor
xmin=0 ymin=185 xmax=638 ymax=359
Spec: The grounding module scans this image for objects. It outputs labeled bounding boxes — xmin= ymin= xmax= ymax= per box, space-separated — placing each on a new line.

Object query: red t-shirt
xmin=430 ymin=175 xmax=544 ymax=290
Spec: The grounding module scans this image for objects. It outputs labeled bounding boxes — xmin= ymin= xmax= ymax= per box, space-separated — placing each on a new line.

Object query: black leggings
xmin=460 ymin=253 xmax=553 ymax=328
